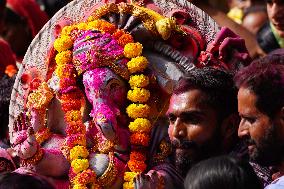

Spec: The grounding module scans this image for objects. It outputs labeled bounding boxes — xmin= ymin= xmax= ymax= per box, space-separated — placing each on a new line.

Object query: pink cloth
xmin=0 ymin=38 xmax=16 ymax=77
xmin=6 ymin=0 xmax=49 ymax=37
xmin=0 ymin=147 xmax=16 ymax=170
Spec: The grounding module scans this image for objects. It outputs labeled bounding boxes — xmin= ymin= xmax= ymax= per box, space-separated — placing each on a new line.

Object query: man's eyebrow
xmin=180 ymin=110 xmax=205 ymax=117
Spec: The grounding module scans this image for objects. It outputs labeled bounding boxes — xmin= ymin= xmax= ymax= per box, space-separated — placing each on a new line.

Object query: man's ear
xmin=220 ymin=113 xmax=240 ymax=140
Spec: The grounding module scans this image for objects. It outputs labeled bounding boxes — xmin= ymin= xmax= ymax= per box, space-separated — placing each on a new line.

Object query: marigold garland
xmin=124 ymin=172 xmax=139 ymax=182
xmin=127 ymin=159 xmax=147 ymax=172
xmin=55 ymin=64 xmax=75 ymax=78
xmin=65 ymin=110 xmax=82 ymax=122
xmin=128 ymin=118 xmax=152 ymax=133
xmin=118 ymin=34 xmax=134 ymax=47
xmin=54 ymin=35 xmax=73 ymax=52
xmin=127 ymin=87 xmax=150 ymax=103
xmin=130 ymin=133 xmax=150 ymax=146
xmin=70 ymin=145 xmax=89 ymax=161
xmin=71 ymin=159 xmax=90 ymax=174
xmin=126 ymin=104 xmax=150 ymax=119
xmin=130 ymin=151 xmax=147 ymax=161
xmin=129 ymin=74 xmax=149 ymax=88
xmin=123 ymin=182 xmax=134 ymax=189
xmin=52 ymin=15 xmax=157 ymax=189
xmin=62 ymin=100 xmax=82 ymax=112
xmin=55 ymin=50 xmax=73 ymax=65
xmin=73 ymin=169 xmax=96 ymax=185
xmin=124 ymin=42 xmax=143 ymax=58
xmin=73 ymin=184 xmax=88 ymax=189
xmin=127 ymin=56 xmax=149 ymax=74
xmin=66 ymin=124 xmax=86 ymax=136
xmin=112 ymin=29 xmax=125 ymax=39
xmin=66 ymin=134 xmax=86 ymax=148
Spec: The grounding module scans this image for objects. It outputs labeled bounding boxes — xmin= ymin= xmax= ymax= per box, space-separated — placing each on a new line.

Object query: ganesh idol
xmin=6 ymin=0 xmax=251 ymax=189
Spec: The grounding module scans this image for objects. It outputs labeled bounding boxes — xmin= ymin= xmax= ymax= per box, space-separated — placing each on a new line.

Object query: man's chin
xmin=174 ymin=148 xmax=196 ymax=177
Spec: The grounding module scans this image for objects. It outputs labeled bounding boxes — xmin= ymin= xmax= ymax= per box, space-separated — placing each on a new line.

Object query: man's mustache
xmin=171 ymin=139 xmax=198 ymax=149
xmin=244 ymin=138 xmax=256 ymax=146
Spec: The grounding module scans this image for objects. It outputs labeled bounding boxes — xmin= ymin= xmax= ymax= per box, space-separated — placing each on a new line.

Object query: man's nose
xmin=172 ymin=118 xmax=186 ymax=139
xmin=238 ymin=120 xmax=249 ymax=138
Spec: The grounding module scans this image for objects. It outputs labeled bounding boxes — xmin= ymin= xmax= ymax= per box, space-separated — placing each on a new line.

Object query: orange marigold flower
xmin=128 ymin=159 xmax=147 ymax=172
xmin=66 ymin=121 xmax=86 ymax=135
xmin=118 ymin=34 xmax=134 ymax=47
xmin=5 ymin=65 xmax=17 ymax=77
xmin=130 ymin=133 xmax=150 ymax=146
xmin=65 ymin=110 xmax=82 ymax=122
xmin=62 ymin=99 xmax=82 ymax=112
xmin=112 ymin=29 xmax=125 ymax=39
xmin=66 ymin=134 xmax=86 ymax=148
xmin=74 ymin=169 xmax=96 ymax=185
xmin=130 ymin=151 xmax=146 ymax=161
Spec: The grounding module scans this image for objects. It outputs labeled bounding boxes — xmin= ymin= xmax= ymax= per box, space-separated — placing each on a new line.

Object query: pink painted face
xmin=83 ymin=68 xmax=127 ymax=109
xmin=83 ymin=68 xmax=127 ymax=141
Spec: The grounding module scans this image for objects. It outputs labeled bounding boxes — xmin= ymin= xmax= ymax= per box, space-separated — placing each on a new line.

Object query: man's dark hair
xmin=235 ymin=57 xmax=284 ymax=118
xmin=0 ymin=75 xmax=15 ymax=141
xmin=173 ymin=67 xmax=237 ymax=121
xmin=184 ymin=156 xmax=262 ymax=189
xmin=0 ymin=172 xmax=55 ymax=189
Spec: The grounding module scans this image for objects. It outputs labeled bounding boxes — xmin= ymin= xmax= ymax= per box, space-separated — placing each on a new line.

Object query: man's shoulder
xmin=265 ymin=175 xmax=284 ymax=189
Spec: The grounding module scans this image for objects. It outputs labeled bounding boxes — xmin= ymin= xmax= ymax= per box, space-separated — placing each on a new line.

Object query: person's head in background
xmin=0 ymin=38 xmax=17 ymax=148
xmin=266 ymin=0 xmax=284 ymax=38
xmin=0 ymin=0 xmax=48 ymax=60
xmin=235 ymin=57 xmax=284 ymax=168
xmin=0 ymin=172 xmax=55 ymax=189
xmin=242 ymin=3 xmax=268 ymax=34
xmin=184 ymin=156 xmax=262 ymax=189
xmin=167 ymin=67 xmax=239 ymax=177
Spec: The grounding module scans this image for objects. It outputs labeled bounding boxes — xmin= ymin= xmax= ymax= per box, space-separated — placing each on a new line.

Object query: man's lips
xmin=273 ymin=22 xmax=284 ymax=30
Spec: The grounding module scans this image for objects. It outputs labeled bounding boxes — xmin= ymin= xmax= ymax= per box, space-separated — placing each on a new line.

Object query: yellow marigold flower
xmin=55 ymin=50 xmax=72 ymax=66
xmin=70 ymin=145 xmax=89 ymax=161
xmin=129 ymin=74 xmax=149 ymax=89
xmin=55 ymin=64 xmax=74 ymax=78
xmin=124 ymin=42 xmax=143 ymax=59
xmin=123 ymin=181 xmax=134 ymax=189
xmin=73 ymin=184 xmax=88 ymax=189
xmin=54 ymin=35 xmax=73 ymax=52
xmin=65 ymin=110 xmax=82 ymax=122
xmin=128 ymin=118 xmax=152 ymax=133
xmin=71 ymin=159 xmax=89 ymax=174
xmin=127 ymin=87 xmax=150 ymax=103
xmin=61 ymin=25 xmax=74 ymax=36
xmin=124 ymin=172 xmax=138 ymax=182
xmin=87 ymin=20 xmax=102 ymax=30
xmin=76 ymin=22 xmax=88 ymax=30
xmin=126 ymin=104 xmax=150 ymax=119
xmin=127 ymin=56 xmax=148 ymax=74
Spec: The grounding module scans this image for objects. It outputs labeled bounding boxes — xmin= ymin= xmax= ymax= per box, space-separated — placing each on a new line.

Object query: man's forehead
xmin=168 ymin=89 xmax=210 ymax=113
